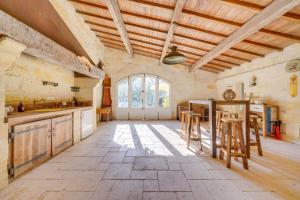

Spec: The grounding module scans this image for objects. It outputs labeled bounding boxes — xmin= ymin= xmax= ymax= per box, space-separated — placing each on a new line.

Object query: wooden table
xmin=189 ymin=100 xmax=250 ymax=158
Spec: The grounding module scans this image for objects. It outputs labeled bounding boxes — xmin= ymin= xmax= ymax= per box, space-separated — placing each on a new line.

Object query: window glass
xmin=159 ymin=79 xmax=170 ymax=108
xmin=145 ymin=75 xmax=156 ymax=107
xmin=131 ymin=76 xmax=143 ymax=108
xmin=117 ymin=79 xmax=128 ymax=108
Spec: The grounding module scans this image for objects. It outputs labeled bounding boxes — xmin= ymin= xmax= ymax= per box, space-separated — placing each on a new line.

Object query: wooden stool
xmin=186 ymin=113 xmax=203 ymax=151
xmin=180 ymin=111 xmax=192 ymax=136
xmin=250 ymin=115 xmax=263 ymax=156
xmin=96 ymin=107 xmax=112 ymax=122
xmin=219 ymin=118 xmax=248 ymax=170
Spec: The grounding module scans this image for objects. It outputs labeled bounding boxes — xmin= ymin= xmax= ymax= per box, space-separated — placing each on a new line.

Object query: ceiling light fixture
xmin=162 ymin=46 xmax=186 ymax=65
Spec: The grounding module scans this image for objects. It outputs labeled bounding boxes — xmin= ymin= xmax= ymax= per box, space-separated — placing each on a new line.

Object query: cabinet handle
xmin=52 ymin=128 xmax=56 ymax=131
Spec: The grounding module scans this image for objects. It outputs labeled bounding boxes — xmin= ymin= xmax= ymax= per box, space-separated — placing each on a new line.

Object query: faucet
xmin=33 ymin=99 xmax=46 ymax=109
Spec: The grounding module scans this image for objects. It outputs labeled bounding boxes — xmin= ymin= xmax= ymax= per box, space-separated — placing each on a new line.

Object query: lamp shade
xmin=162 ymin=46 xmax=186 ymax=65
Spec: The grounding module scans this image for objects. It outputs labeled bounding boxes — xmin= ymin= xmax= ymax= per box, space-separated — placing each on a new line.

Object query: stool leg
xmin=226 ymin=123 xmax=232 ymax=168
xmin=237 ymin=122 xmax=248 ymax=170
xmin=219 ymin=122 xmax=226 ymax=160
xmin=232 ymin=122 xmax=239 ymax=161
xmin=254 ymin=119 xmax=263 ymax=156
xmin=196 ymin=117 xmax=202 ymax=151
xmin=187 ymin=116 xmax=192 ymax=148
xmin=180 ymin=113 xmax=185 ymax=130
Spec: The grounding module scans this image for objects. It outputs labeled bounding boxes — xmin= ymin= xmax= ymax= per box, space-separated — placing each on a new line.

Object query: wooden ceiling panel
xmin=184 ymin=0 xmax=255 ymax=24
xmin=178 ymin=15 xmax=237 ymax=36
xmin=118 ymin=0 xmax=173 ymax=22
xmin=173 ymin=35 xmax=215 ymax=51
xmin=174 ymin=26 xmax=223 ymax=45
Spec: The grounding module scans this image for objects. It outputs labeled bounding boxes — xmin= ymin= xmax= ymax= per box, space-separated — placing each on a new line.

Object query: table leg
xmin=246 ymin=102 xmax=250 ymax=158
xmin=211 ymin=101 xmax=217 ymax=158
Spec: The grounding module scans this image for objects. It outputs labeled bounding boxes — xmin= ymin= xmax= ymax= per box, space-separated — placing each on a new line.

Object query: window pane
xmin=131 ymin=76 xmax=143 ymax=108
xmin=145 ymin=76 xmax=156 ymax=108
xmin=159 ymin=79 xmax=170 ymax=108
xmin=117 ymin=79 xmax=128 ymax=108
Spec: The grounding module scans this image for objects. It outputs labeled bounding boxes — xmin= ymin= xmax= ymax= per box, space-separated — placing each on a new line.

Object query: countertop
xmin=6 ymin=106 xmax=93 ymax=125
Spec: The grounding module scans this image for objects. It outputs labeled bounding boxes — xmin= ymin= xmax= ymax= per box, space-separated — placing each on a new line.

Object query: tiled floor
xmin=0 ymin=120 xmax=300 ymax=200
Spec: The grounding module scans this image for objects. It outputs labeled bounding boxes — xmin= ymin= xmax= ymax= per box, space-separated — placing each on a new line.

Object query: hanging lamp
xmin=162 ymin=46 xmax=186 ymax=65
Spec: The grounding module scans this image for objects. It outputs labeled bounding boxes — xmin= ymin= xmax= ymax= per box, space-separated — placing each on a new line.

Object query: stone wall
xmin=0 ymin=37 xmax=26 ymax=189
xmin=5 ymin=53 xmax=75 ymax=105
xmin=103 ymin=47 xmax=218 ymax=119
xmin=216 ymin=43 xmax=300 ymax=141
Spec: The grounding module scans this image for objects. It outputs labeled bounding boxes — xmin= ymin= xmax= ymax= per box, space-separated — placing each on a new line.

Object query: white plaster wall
xmin=103 ymin=47 xmax=218 ymax=119
xmin=216 ymin=43 xmax=300 ymax=141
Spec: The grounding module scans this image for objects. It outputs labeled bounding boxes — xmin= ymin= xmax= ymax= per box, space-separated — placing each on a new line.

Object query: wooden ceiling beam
xmin=202 ymin=65 xmax=224 ymax=72
xmin=104 ymin=0 xmax=133 ymax=57
xmin=190 ymin=0 xmax=300 ymax=72
xmin=220 ymin=0 xmax=300 ymax=22
xmin=128 ymin=0 xmax=300 ymax=41
xmin=159 ymin=0 xmax=186 ymax=64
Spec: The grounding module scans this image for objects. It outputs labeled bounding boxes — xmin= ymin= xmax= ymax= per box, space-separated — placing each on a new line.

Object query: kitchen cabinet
xmin=8 ymin=114 xmax=73 ymax=178
xmin=9 ymin=119 xmax=52 ymax=177
xmin=81 ymin=108 xmax=94 ymax=140
xmin=51 ymin=114 xmax=73 ymax=156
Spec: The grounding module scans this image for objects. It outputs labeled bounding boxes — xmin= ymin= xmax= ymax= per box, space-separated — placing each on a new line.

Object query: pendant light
xmin=162 ymin=46 xmax=186 ymax=65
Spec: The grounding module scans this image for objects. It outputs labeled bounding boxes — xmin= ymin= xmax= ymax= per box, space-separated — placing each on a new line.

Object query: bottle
xmin=18 ymin=101 xmax=25 ymax=112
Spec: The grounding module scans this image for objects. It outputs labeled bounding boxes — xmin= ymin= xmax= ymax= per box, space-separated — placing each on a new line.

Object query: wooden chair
xmin=186 ymin=112 xmax=203 ymax=151
xmin=250 ymin=115 xmax=263 ymax=156
xmin=219 ymin=118 xmax=248 ymax=170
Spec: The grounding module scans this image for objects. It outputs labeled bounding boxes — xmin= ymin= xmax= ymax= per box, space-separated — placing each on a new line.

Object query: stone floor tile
xmin=103 ymin=163 xmax=133 ymax=179
xmin=143 ymin=192 xmax=177 ymax=200
xmin=158 ymin=171 xmax=191 ymax=192
xmin=181 ymin=163 xmax=213 ymax=179
xmin=176 ymin=192 xmax=195 ymax=200
xmin=131 ymin=170 xmax=157 ymax=180
xmin=38 ymin=191 xmax=93 ymax=200
xmin=103 ymin=152 xmax=126 ymax=163
xmin=108 ymin=180 xmax=143 ymax=200
xmin=188 ymin=180 xmax=215 ymax=200
xmin=123 ymin=156 xmax=135 ymax=163
xmin=168 ymin=162 xmax=182 ymax=170
xmin=91 ymin=180 xmax=115 ymax=200
xmin=143 ymin=180 xmax=159 ymax=192
xmin=133 ymin=157 xmax=168 ymax=170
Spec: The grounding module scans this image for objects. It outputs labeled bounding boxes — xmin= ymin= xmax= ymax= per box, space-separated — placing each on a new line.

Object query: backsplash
xmin=5 ymin=53 xmax=74 ymax=105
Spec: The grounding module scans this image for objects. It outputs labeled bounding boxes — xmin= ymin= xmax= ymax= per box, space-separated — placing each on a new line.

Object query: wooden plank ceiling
xmin=68 ymin=0 xmax=300 ymax=73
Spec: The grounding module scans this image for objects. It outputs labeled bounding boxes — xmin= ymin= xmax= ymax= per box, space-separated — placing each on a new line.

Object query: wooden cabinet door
xmin=12 ymin=119 xmax=52 ymax=177
xmin=52 ymin=114 xmax=73 ymax=156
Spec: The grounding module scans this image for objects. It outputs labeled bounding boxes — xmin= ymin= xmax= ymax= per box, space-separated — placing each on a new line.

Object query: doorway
xmin=116 ymin=74 xmax=172 ymax=120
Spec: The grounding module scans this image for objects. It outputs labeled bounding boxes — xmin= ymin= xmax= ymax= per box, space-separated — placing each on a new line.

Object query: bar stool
xmin=186 ymin=112 xmax=203 ymax=151
xmin=219 ymin=118 xmax=248 ymax=170
xmin=180 ymin=110 xmax=192 ymax=137
xmin=250 ymin=115 xmax=263 ymax=156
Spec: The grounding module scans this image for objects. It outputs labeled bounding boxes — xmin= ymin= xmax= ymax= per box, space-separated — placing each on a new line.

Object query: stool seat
xmin=221 ymin=118 xmax=243 ymax=123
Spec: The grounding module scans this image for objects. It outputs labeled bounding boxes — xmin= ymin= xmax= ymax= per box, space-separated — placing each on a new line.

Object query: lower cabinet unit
xmin=51 ymin=114 xmax=73 ymax=156
xmin=9 ymin=114 xmax=73 ymax=178
xmin=10 ymin=119 xmax=52 ymax=177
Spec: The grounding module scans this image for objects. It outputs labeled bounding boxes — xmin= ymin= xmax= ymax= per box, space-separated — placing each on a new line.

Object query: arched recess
xmin=116 ymin=73 xmax=172 ymax=120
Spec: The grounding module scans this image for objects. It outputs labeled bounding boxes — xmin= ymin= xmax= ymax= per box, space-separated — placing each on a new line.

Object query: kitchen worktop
xmin=6 ymin=106 xmax=93 ymax=125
